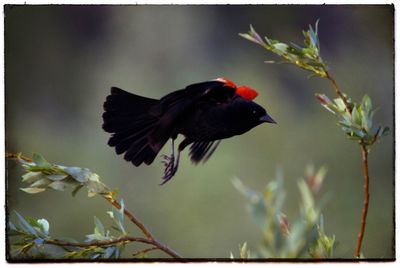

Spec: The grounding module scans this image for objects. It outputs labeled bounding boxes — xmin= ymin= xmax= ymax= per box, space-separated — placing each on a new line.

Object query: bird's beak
xmin=259 ymin=114 xmax=277 ymax=124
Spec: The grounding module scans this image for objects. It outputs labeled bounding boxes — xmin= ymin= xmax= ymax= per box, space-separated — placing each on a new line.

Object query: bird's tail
xmin=102 ymin=87 xmax=167 ymax=166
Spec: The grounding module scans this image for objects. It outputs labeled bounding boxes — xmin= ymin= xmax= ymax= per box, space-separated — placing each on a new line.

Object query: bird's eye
xmin=252 ymin=110 xmax=257 ymax=114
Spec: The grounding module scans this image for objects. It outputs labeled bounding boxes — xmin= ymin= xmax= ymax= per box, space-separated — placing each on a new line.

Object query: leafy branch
xmin=231 ymin=165 xmax=336 ymax=258
xmin=239 ymin=21 xmax=389 ymax=257
xmin=6 ymin=153 xmax=181 ymax=259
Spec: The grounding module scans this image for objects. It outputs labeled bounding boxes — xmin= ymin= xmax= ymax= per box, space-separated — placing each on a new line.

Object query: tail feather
xmin=103 ymin=87 xmax=167 ymax=166
xmin=111 ymin=124 xmax=155 ymax=154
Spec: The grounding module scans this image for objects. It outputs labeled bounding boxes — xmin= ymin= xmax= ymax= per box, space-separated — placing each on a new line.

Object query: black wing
xmin=189 ymin=140 xmax=221 ymax=164
xmin=160 ymin=80 xmax=236 ymax=111
xmin=149 ymin=80 xmax=236 ymax=148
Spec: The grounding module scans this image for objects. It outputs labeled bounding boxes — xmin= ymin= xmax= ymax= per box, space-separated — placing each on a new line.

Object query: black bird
xmin=102 ymin=78 xmax=276 ymax=184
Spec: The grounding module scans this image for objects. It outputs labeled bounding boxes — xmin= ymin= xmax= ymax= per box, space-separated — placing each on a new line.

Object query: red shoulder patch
xmin=215 ymin=77 xmax=237 ymax=89
xmin=236 ymin=86 xmax=258 ymax=100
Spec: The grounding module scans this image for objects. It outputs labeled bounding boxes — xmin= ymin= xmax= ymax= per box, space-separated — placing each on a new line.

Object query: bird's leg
xmin=160 ymin=138 xmax=191 ymax=185
xmin=161 ymin=139 xmax=174 ymax=164
xmin=160 ymin=139 xmax=178 ymax=185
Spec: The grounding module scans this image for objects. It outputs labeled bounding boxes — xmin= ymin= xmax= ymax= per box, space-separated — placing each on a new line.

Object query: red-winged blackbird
xmin=102 ymin=78 xmax=276 ymax=184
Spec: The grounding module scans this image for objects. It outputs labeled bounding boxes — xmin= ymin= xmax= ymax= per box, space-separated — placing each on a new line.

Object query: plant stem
xmin=355 ymin=145 xmax=370 ymax=257
xmin=6 ymin=152 xmax=182 ymax=259
xmin=132 ymin=246 xmax=159 ymax=257
xmin=46 ymin=236 xmax=153 ymax=248
xmin=47 ymin=236 xmax=180 ymax=258
xmin=325 ymin=71 xmax=353 ymax=113
xmin=102 ymin=195 xmax=181 ymax=258
xmin=323 ymin=74 xmax=371 ymax=258
xmin=103 ymin=195 xmax=153 ymax=240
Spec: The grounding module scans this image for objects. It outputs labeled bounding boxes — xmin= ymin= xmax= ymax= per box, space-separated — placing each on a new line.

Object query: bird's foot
xmin=160 ymin=154 xmax=178 ymax=185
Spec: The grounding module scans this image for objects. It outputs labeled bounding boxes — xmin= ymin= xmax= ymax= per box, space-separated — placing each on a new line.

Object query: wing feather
xmin=189 ymin=140 xmax=221 ymax=164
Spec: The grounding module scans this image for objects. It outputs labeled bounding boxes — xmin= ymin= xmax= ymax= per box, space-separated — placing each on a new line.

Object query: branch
xmin=46 ymin=236 xmax=153 ymax=248
xmin=325 ymin=71 xmax=353 ymax=113
xmin=323 ymin=74 xmax=371 ymax=258
xmin=102 ymin=195 xmax=181 ymax=258
xmin=354 ymin=145 xmax=370 ymax=257
xmin=6 ymin=152 xmax=182 ymax=259
xmin=240 ymin=22 xmax=389 ymax=259
xmin=132 ymin=246 xmax=159 ymax=257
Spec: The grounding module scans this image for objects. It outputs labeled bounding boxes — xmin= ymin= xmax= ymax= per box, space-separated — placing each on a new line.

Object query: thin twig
xmin=325 ymin=71 xmax=353 ymax=113
xmin=323 ymin=72 xmax=371 ymax=257
xmin=102 ymin=195 xmax=153 ymax=240
xmin=5 ymin=152 xmax=32 ymax=162
xmin=46 ymin=236 xmax=153 ymax=248
xmin=6 ymin=152 xmax=182 ymax=259
xmin=102 ymin=195 xmax=181 ymax=258
xmin=132 ymin=246 xmax=159 ymax=257
xmin=354 ymin=145 xmax=370 ymax=257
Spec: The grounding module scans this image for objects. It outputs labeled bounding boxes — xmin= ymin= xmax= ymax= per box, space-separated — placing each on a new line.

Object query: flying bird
xmin=102 ymin=78 xmax=276 ymax=184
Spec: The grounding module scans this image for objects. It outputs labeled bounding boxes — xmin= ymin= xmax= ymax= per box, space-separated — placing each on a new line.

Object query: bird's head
xmin=247 ymin=101 xmax=276 ymax=125
xmin=214 ymin=77 xmax=276 ymax=126
xmin=223 ymin=97 xmax=276 ymax=137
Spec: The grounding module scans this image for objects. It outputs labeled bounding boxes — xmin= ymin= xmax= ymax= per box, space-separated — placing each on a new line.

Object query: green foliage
xmin=17 ymin=153 xmax=110 ymax=198
xmin=8 ymin=211 xmax=50 ymax=257
xmin=231 ymin=166 xmax=336 ymax=258
xmin=239 ymin=21 xmax=327 ymax=77
xmin=7 ymin=153 xmax=161 ymax=260
xmin=315 ymin=94 xmax=389 ymax=147
xmin=240 ymin=21 xmax=390 ymax=149
xmin=9 ymin=202 xmax=127 ymax=259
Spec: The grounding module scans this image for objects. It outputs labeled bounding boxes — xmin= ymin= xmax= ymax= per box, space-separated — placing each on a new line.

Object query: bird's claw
xmin=160 ymin=154 xmax=174 ymax=167
xmin=160 ymin=154 xmax=177 ymax=185
xmin=161 ymin=154 xmax=171 ymax=161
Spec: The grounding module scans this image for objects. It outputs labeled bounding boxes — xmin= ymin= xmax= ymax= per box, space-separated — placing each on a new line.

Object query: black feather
xmin=103 ymin=87 xmax=163 ymax=166
xmin=189 ymin=140 xmax=221 ymax=164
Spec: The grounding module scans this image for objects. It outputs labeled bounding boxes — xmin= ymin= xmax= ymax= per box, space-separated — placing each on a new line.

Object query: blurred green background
xmin=5 ymin=5 xmax=394 ymax=258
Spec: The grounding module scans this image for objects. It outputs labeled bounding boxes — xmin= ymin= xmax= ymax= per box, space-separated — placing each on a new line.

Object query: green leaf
xmin=382 ymin=127 xmax=390 ymax=136
xmin=361 ymin=95 xmax=372 ymax=112
xmin=71 ymin=184 xmax=84 ymax=197
xmin=334 ymin=98 xmax=346 ymax=112
xmin=273 ymin=43 xmax=288 ymax=51
xmin=8 ymin=221 xmax=17 ymax=231
xmin=315 ymin=94 xmax=336 ymax=114
xmin=104 ymin=247 xmax=116 ymax=258
xmin=32 ymin=153 xmax=52 ymax=169
xmin=232 ymin=177 xmax=267 ymax=229
xmin=239 ymin=242 xmax=249 ymax=258
xmin=37 ymin=219 xmax=49 ymax=236
xmin=87 ymin=180 xmax=108 ymax=197
xmin=20 ymin=187 xmax=46 ymax=194
xmin=110 ymin=188 xmax=120 ymax=200
xmin=307 ymin=27 xmax=318 ymax=48
xmin=107 ymin=200 xmax=126 ymax=234
xmin=94 ymin=216 xmax=105 ymax=237
xmin=298 ymin=180 xmax=317 ymax=223
xmin=48 ymin=181 xmax=67 ymax=191
xmin=22 ymin=172 xmax=44 ymax=183
xmin=15 ymin=211 xmax=38 ymax=236
xmin=239 ymin=33 xmax=256 ymax=43
xmin=360 ymin=110 xmax=371 ymax=132
xmin=62 ymin=166 xmax=91 ymax=183
xmin=351 ymin=107 xmax=360 ymax=125
xmin=29 ymin=178 xmax=52 ymax=188
xmin=117 ymin=200 xmax=126 ymax=234
xmin=85 ymin=233 xmax=104 ymax=242
xmin=46 ymin=173 xmax=68 ymax=181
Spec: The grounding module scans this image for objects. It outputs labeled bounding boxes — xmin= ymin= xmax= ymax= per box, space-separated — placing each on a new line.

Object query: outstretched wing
xmin=189 ymin=140 xmax=221 ymax=164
